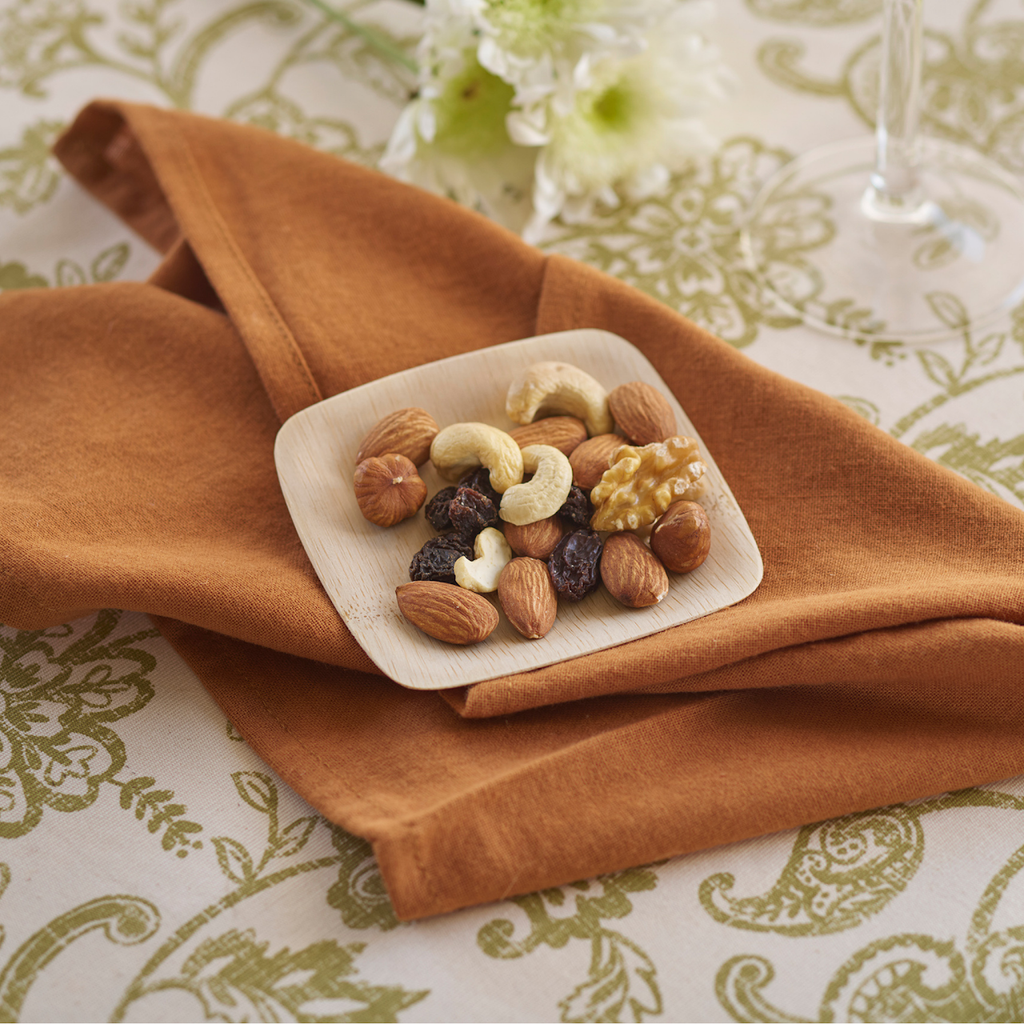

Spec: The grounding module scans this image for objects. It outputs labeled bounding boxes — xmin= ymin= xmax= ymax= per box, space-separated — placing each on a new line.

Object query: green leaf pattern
xmin=0 ymin=118 xmax=63 ymax=214
xmin=163 ymin=929 xmax=427 ymax=1023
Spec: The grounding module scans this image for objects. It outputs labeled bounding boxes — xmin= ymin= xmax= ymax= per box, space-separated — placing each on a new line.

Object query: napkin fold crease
xmin=1 ymin=100 xmax=1022 ymax=919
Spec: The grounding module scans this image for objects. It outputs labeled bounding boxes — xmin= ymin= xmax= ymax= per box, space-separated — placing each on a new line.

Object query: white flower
xmin=379 ymin=0 xmax=732 ymax=242
xmin=380 ymin=13 xmax=537 ymax=231
xmin=466 ymin=0 xmax=667 ymax=94
xmin=518 ymin=1 xmax=733 ymax=241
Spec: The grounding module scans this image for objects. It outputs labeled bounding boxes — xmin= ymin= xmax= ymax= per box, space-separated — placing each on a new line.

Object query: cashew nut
xmin=506 ymin=362 xmax=614 ymax=437
xmin=454 ymin=527 xmax=512 ymax=593
xmin=499 ymin=444 xmax=573 ymax=527
xmin=429 ymin=422 xmax=524 ymax=493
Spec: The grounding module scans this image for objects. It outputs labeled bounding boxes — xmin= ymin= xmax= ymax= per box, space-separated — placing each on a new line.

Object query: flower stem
xmin=303 ymin=0 xmax=419 ymax=74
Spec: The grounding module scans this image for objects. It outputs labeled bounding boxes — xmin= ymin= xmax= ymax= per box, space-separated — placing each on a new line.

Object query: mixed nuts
xmin=351 ymin=362 xmax=713 ymax=647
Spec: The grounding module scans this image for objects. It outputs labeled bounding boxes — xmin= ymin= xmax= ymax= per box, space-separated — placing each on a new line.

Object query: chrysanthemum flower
xmin=380 ymin=13 xmax=536 ymax=230
xmin=517 ymin=1 xmax=732 ymax=241
xmin=379 ymin=0 xmax=731 ymax=242
xmin=466 ymin=0 xmax=666 ymax=91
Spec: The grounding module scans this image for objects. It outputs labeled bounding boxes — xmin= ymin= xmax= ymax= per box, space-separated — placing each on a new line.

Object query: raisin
xmin=449 ymin=486 xmax=498 ymax=538
xmin=548 ymin=529 xmax=603 ymax=601
xmin=424 ymin=486 xmax=458 ymax=531
xmin=558 ymin=485 xmax=594 ymax=529
xmin=409 ymin=534 xmax=474 ymax=585
xmin=458 ymin=467 xmax=502 ymax=505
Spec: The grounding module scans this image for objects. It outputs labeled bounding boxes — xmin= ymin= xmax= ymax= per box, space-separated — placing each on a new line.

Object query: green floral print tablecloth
xmin=2 ymin=1 xmax=1024 ymax=1021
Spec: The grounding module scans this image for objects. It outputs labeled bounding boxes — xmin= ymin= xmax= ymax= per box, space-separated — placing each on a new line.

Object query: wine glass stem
xmin=865 ymin=0 xmax=924 ymax=220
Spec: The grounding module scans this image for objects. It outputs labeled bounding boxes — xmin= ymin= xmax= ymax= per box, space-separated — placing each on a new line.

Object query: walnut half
xmin=590 ymin=436 xmax=708 ymax=532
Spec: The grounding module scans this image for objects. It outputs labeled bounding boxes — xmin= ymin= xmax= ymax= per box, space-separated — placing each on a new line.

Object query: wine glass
xmin=741 ymin=0 xmax=1024 ymax=344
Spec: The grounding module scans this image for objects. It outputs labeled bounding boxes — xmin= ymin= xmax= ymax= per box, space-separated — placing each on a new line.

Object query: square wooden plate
xmin=274 ymin=329 xmax=763 ymax=689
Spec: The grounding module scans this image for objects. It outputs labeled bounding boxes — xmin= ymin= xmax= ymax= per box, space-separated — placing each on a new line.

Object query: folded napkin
xmin=2 ymin=100 xmax=1023 ymax=919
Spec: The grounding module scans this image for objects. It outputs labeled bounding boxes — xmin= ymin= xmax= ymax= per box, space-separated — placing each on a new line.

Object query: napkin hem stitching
xmin=167 ymin=118 xmax=323 ymax=422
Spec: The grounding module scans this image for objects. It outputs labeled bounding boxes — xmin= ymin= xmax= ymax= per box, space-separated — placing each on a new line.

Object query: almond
xmin=503 ymin=515 xmax=566 ymax=560
xmin=651 ymin=501 xmax=711 ymax=573
xmin=600 ymin=533 xmax=669 ymax=608
xmin=508 ymin=416 xmax=587 ymax=456
xmin=497 ymin=558 xmax=558 ymax=639
xmin=568 ymin=434 xmax=625 ymax=490
xmin=396 ymin=581 xmax=498 ymax=645
xmin=607 ymin=382 xmax=676 ymax=445
xmin=356 ymin=407 xmax=439 ymax=466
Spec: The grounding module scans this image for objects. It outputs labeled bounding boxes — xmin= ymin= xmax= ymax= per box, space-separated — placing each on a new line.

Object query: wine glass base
xmin=741 ymin=137 xmax=1024 ymax=344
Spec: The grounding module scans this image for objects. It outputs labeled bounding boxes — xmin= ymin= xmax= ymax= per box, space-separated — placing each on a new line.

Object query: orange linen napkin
xmin=1 ymin=99 xmax=1023 ymax=919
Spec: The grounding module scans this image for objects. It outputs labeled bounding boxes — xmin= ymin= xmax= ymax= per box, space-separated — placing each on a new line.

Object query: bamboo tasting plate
xmin=274 ymin=329 xmax=763 ymax=690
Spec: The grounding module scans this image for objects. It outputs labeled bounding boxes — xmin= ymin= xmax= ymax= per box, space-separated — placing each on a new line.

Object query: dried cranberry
xmin=548 ymin=529 xmax=603 ymax=601
xmin=558 ymin=485 xmax=594 ymax=529
xmin=424 ymin=486 xmax=458 ymax=531
xmin=449 ymin=486 xmax=499 ymax=538
xmin=409 ymin=534 xmax=474 ymax=585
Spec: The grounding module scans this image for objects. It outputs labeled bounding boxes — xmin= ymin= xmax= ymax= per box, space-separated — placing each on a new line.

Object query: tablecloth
xmin=1 ymin=0 xmax=1023 ymax=1020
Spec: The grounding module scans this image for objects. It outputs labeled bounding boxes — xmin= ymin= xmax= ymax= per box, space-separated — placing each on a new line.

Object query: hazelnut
xmin=354 ymin=454 xmax=427 ymax=527
xmin=650 ymin=501 xmax=711 ymax=573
